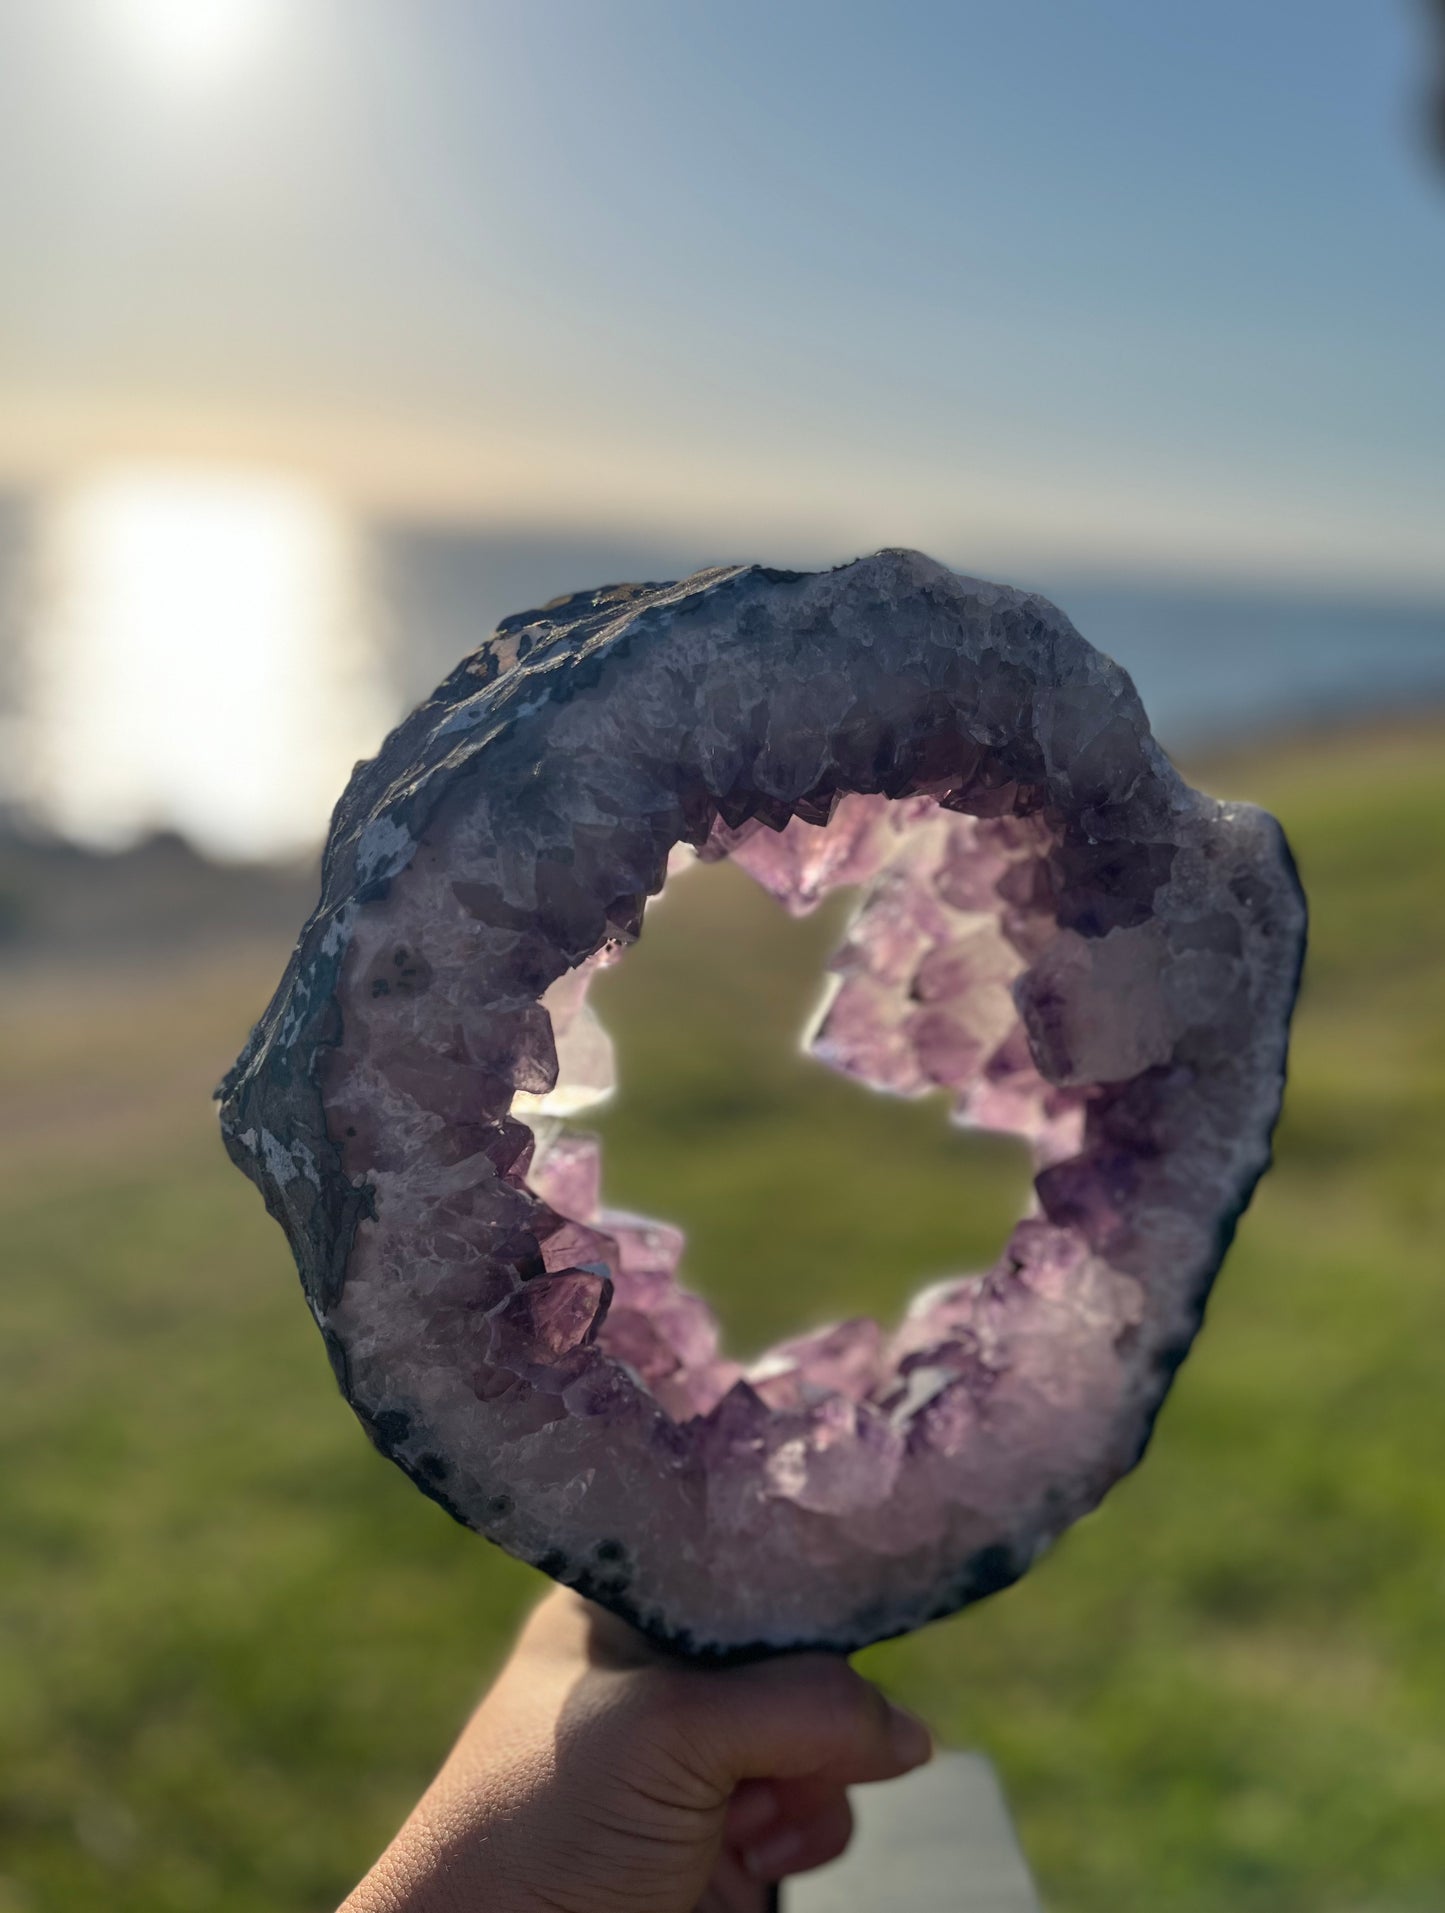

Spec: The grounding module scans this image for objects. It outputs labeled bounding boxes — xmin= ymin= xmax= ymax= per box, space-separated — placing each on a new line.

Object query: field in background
xmin=1 ymin=718 xmax=1442 ymax=1913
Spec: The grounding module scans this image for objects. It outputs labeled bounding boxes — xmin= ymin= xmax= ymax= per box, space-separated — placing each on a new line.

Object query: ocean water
xmin=1 ymin=486 xmax=1441 ymax=860
xmin=377 ymin=523 xmax=1445 ymax=751
xmin=1051 ymin=577 xmax=1445 ymax=750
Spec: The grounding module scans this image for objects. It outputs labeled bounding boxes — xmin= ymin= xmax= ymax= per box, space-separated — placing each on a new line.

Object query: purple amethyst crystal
xmin=219 ymin=550 xmax=1306 ymax=1657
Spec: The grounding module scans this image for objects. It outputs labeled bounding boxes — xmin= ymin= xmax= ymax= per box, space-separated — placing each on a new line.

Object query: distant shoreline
xmin=1181 ymin=699 xmax=1445 ymax=779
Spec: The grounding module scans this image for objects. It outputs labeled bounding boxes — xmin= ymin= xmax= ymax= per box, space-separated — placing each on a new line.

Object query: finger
xmin=724 ymin=1779 xmax=782 ymax=1846
xmin=743 ymin=1789 xmax=855 ymax=1882
xmin=512 ymin=1585 xmax=592 ymax=1659
xmin=761 ymin=1772 xmax=849 ymax=1825
xmin=669 ymin=1654 xmax=933 ymax=1795
xmin=696 ymin=1848 xmax=772 ymax=1913
xmin=512 ymin=1586 xmax=663 ymax=1680
xmin=725 ymin=1772 xmax=844 ymax=1850
xmin=522 ymin=1585 xmax=692 ymax=1677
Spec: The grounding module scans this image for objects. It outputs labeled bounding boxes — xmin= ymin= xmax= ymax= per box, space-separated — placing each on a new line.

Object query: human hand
xmin=341 ymin=1585 xmax=933 ymax=1913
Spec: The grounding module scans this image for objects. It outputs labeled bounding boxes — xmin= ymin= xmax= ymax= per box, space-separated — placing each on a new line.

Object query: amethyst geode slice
xmin=220 ymin=550 xmax=1305 ymax=1657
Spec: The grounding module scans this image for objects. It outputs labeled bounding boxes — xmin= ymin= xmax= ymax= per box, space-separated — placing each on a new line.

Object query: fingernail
xmin=887 ymin=1702 xmax=933 ymax=1767
xmin=726 ymin=1782 xmax=780 ymax=1843
xmin=744 ymin=1825 xmax=806 ymax=1880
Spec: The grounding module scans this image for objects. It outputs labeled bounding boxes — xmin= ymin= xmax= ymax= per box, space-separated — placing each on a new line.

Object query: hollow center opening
xmin=583 ymin=856 xmax=1033 ymax=1363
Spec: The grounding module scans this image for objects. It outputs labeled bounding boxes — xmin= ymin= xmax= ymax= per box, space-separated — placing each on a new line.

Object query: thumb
xmin=662 ymin=1654 xmax=933 ymax=1799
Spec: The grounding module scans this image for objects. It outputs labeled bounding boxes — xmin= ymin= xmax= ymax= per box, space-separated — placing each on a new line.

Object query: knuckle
xmin=617 ymin=1665 xmax=693 ymax=1756
xmin=643 ymin=1668 xmax=728 ymax=1773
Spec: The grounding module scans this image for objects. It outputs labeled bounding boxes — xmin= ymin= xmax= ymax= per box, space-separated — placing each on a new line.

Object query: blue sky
xmin=0 ymin=0 xmax=1441 ymax=588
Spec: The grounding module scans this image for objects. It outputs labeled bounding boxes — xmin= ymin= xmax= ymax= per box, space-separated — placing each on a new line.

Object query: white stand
xmin=784 ymin=1751 xmax=1044 ymax=1911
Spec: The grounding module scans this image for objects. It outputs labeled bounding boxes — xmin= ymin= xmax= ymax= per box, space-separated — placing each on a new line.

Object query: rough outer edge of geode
xmin=219 ymin=550 xmax=1307 ymax=1660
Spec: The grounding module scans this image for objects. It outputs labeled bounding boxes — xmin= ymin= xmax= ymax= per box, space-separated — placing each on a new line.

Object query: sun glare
xmin=113 ymin=0 xmax=279 ymax=86
xmin=27 ymin=468 xmax=390 ymax=863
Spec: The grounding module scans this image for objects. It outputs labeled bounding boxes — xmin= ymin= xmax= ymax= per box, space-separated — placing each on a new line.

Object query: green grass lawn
xmin=2 ymin=718 xmax=1442 ymax=1912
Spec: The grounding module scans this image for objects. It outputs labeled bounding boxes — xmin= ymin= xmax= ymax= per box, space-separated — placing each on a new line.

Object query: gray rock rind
xmin=219 ymin=550 xmax=1306 ymax=1657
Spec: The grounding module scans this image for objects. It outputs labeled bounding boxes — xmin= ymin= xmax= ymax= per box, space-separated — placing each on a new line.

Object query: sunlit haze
xmin=23 ymin=468 xmax=388 ymax=860
xmin=1 ymin=2 xmax=1443 ymax=861
xmin=0 ymin=1 xmax=1441 ymax=590
xmin=106 ymin=0 xmax=281 ymax=88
